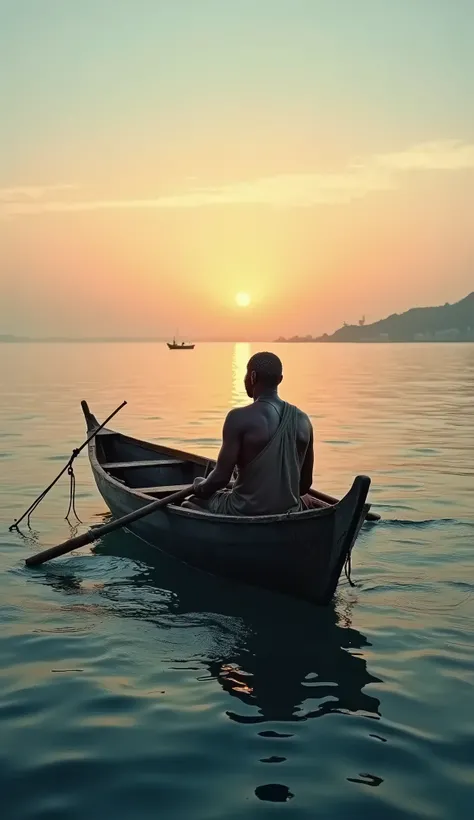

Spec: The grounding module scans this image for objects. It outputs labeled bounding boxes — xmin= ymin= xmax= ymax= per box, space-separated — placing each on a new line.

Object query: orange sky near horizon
xmin=1 ymin=1 xmax=473 ymax=340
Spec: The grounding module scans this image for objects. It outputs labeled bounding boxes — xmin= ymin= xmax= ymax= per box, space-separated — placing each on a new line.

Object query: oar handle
xmin=25 ymin=485 xmax=193 ymax=567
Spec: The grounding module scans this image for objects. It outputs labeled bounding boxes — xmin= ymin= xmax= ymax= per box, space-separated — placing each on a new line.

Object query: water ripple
xmin=1 ymin=342 xmax=474 ymax=819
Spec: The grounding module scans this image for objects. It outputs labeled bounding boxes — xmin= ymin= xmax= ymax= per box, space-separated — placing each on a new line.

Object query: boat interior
xmin=95 ymin=430 xmax=210 ymax=499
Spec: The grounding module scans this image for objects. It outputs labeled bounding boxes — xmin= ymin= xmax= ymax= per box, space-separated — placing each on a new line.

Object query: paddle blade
xmin=25 ymin=530 xmax=94 ymax=566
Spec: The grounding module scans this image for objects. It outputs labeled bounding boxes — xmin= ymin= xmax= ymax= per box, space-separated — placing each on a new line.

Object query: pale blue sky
xmin=2 ymin=0 xmax=473 ymax=183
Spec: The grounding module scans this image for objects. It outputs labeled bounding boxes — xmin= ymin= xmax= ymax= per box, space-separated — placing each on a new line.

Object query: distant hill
xmin=276 ymin=292 xmax=474 ymax=343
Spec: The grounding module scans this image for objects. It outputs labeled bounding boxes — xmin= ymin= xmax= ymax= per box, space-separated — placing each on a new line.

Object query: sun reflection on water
xmin=232 ymin=342 xmax=251 ymax=407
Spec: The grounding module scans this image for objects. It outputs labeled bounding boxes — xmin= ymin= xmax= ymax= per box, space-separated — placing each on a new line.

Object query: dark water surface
xmin=1 ymin=342 xmax=473 ymax=819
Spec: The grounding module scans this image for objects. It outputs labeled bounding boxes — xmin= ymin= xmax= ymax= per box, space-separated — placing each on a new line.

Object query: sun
xmin=235 ymin=292 xmax=251 ymax=308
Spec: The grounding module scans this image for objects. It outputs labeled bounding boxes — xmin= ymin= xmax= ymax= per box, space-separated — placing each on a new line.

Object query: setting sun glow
xmin=235 ymin=292 xmax=251 ymax=308
xmin=1 ymin=3 xmax=471 ymax=342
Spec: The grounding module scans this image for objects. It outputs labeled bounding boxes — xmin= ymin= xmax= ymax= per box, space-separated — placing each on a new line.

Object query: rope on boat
xmin=344 ymin=551 xmax=355 ymax=587
xmin=65 ymin=460 xmax=82 ymax=524
xmin=9 ymin=447 xmax=81 ymax=531
xmin=9 ymin=401 xmax=127 ymax=532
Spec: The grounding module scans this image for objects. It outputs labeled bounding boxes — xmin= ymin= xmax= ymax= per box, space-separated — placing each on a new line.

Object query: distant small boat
xmin=167 ymin=336 xmax=195 ymax=350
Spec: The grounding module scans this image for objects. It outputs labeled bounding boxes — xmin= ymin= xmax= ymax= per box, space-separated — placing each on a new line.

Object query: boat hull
xmin=82 ymin=402 xmax=371 ymax=605
xmin=167 ymin=343 xmax=195 ymax=349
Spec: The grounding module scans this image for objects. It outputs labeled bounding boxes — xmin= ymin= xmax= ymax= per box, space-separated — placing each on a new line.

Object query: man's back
xmin=190 ymin=351 xmax=315 ymax=516
xmin=234 ymin=397 xmax=312 ymax=471
xmin=205 ymin=399 xmax=312 ymax=516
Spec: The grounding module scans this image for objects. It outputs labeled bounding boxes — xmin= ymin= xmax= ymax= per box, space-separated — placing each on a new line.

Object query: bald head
xmin=245 ymin=351 xmax=283 ymax=397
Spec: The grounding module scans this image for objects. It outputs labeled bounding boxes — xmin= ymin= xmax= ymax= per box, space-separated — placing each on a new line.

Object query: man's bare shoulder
xmin=224 ymin=404 xmax=253 ymax=429
xmin=295 ymin=407 xmax=313 ymax=431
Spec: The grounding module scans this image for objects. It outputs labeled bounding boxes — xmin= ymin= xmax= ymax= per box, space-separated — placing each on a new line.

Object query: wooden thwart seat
xmin=102 ymin=459 xmax=182 ymax=470
xmin=134 ymin=483 xmax=191 ymax=495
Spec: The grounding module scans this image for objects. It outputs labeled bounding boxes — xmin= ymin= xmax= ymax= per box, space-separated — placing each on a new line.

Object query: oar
xmin=311 ymin=488 xmax=380 ymax=522
xmin=25 ymin=485 xmax=193 ymax=567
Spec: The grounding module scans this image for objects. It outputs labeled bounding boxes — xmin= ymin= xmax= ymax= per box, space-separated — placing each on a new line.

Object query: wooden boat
xmin=167 ymin=337 xmax=195 ymax=350
xmin=81 ymin=401 xmax=372 ymax=605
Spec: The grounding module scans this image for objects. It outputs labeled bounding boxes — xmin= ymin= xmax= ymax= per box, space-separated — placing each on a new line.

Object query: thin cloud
xmin=0 ymin=184 xmax=79 ymax=203
xmin=373 ymin=140 xmax=474 ymax=171
xmin=1 ymin=140 xmax=473 ymax=217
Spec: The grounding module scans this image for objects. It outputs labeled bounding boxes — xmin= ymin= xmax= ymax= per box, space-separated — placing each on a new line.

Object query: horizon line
xmin=0 ymin=336 xmax=273 ymax=344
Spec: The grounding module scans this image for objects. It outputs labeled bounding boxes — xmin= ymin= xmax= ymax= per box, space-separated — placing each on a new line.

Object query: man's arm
xmin=193 ymin=409 xmax=241 ymax=498
xmin=300 ymin=421 xmax=314 ymax=496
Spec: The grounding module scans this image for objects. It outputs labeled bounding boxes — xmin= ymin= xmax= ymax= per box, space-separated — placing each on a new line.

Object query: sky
xmin=1 ymin=0 xmax=473 ymax=339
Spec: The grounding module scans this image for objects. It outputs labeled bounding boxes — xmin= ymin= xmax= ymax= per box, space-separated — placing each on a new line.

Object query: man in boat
xmin=186 ymin=351 xmax=323 ymax=516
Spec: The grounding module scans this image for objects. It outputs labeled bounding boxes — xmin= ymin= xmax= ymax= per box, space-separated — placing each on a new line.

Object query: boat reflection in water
xmin=42 ymin=531 xmax=382 ymax=801
xmin=47 ymin=532 xmax=382 ymax=724
xmin=93 ymin=533 xmax=380 ymax=724
xmin=208 ymin=602 xmax=380 ymax=727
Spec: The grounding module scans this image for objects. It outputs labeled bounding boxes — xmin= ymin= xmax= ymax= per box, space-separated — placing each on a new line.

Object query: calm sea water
xmin=1 ymin=342 xmax=473 ymax=820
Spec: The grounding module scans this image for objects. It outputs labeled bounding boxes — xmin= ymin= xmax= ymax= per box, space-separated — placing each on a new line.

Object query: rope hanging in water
xmin=9 ymin=400 xmax=127 ymax=532
xmin=344 ymin=550 xmax=355 ymax=587
xmin=65 ymin=459 xmax=82 ymax=524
